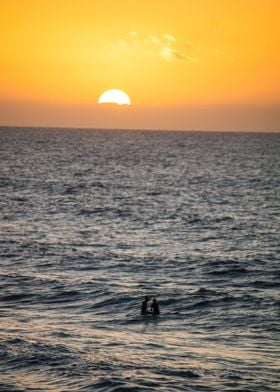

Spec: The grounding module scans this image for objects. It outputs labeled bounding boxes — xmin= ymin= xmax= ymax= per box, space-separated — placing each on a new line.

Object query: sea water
xmin=0 ymin=127 xmax=279 ymax=391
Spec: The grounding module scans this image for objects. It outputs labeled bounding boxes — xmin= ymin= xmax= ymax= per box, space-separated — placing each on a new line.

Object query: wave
xmin=250 ymin=280 xmax=279 ymax=289
xmin=1 ymin=293 xmax=35 ymax=302
xmin=207 ymin=267 xmax=249 ymax=275
xmin=157 ymin=368 xmax=200 ymax=379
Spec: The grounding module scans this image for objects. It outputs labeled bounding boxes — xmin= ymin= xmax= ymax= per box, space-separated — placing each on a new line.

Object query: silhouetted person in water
xmin=151 ymin=298 xmax=160 ymax=315
xmin=141 ymin=296 xmax=150 ymax=315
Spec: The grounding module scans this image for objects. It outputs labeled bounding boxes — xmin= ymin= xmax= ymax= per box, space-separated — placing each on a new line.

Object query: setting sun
xmin=98 ymin=89 xmax=131 ymax=106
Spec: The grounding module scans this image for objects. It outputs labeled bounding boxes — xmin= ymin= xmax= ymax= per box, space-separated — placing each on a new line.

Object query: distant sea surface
xmin=0 ymin=127 xmax=279 ymax=392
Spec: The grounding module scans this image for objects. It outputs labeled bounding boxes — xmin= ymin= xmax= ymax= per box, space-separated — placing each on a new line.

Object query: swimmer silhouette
xmin=141 ymin=296 xmax=151 ymax=315
xmin=151 ymin=298 xmax=160 ymax=315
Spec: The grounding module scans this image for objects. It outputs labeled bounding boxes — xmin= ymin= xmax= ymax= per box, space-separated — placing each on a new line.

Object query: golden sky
xmin=1 ymin=0 xmax=279 ymax=131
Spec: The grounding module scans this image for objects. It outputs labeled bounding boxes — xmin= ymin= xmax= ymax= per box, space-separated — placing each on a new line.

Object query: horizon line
xmin=0 ymin=124 xmax=279 ymax=134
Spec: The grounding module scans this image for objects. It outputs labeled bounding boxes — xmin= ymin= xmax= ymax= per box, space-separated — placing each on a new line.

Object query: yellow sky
xmin=0 ymin=0 xmax=279 ymax=130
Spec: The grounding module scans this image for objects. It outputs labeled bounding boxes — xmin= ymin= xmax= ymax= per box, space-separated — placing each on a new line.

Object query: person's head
xmin=152 ymin=298 xmax=157 ymax=303
xmin=145 ymin=296 xmax=150 ymax=302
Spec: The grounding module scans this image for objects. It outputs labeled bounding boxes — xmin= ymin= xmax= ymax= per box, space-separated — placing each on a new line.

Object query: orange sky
xmin=0 ymin=0 xmax=279 ymax=131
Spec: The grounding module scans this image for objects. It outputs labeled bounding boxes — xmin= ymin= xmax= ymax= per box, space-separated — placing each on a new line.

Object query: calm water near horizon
xmin=0 ymin=126 xmax=279 ymax=391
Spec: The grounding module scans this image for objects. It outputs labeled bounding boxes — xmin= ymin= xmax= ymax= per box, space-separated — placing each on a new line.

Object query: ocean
xmin=0 ymin=126 xmax=279 ymax=391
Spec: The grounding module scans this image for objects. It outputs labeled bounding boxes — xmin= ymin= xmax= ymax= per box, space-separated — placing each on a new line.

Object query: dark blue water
xmin=0 ymin=127 xmax=279 ymax=391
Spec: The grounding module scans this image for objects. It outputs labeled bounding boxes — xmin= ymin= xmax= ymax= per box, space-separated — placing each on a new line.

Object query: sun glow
xmin=98 ymin=89 xmax=131 ymax=106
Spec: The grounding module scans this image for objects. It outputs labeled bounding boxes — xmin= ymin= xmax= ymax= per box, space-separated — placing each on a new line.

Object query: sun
xmin=98 ymin=89 xmax=131 ymax=105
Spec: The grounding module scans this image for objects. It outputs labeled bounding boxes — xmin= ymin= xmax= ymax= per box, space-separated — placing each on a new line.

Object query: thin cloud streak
xmin=111 ymin=32 xmax=196 ymax=62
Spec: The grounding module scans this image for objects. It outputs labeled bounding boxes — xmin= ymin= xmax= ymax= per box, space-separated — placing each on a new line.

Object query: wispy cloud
xmin=109 ymin=32 xmax=196 ymax=63
xmin=147 ymin=34 xmax=163 ymax=46
xmin=147 ymin=33 xmax=191 ymax=61
xmin=162 ymin=33 xmax=176 ymax=43
xmin=160 ymin=47 xmax=197 ymax=62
